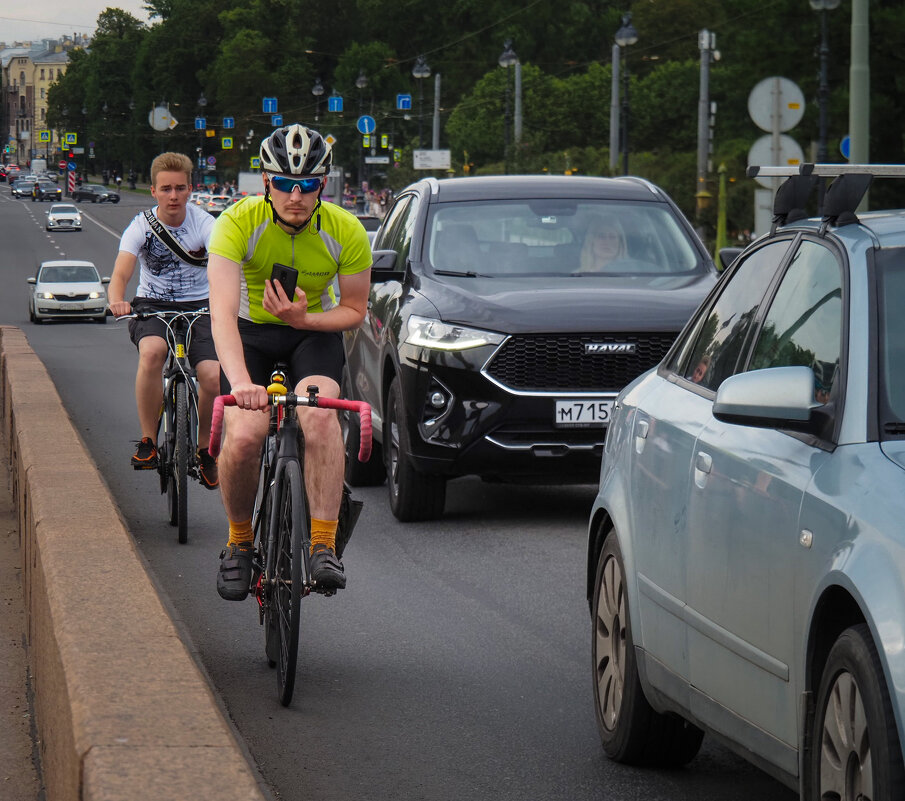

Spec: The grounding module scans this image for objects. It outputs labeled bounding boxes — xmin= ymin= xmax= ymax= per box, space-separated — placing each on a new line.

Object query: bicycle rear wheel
xmin=266 ymin=458 xmax=308 ymax=706
xmin=166 ymin=381 xmax=190 ymax=544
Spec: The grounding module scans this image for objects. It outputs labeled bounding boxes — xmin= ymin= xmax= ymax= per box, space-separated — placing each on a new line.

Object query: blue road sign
xmin=357 ymin=115 xmax=376 ymax=135
xmin=328 ymin=96 xmax=343 ymax=113
xmin=271 ymin=114 xmax=283 ymax=127
xmin=67 ymin=161 xmax=77 ymax=171
xmin=840 ymin=135 xmax=851 ymax=160
xmin=222 ymin=116 xmax=235 ymax=129
xmin=195 ymin=117 xmax=206 ymax=130
xmin=396 ymin=94 xmax=412 ymax=111
xmin=262 ymin=97 xmax=278 ymax=113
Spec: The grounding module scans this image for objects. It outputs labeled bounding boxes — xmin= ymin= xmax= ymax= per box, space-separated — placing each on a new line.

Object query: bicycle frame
xmin=159 ymin=315 xmax=202 ymax=481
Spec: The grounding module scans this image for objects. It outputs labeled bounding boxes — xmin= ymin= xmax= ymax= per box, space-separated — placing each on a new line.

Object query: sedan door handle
xmin=694 ymin=451 xmax=712 ymax=489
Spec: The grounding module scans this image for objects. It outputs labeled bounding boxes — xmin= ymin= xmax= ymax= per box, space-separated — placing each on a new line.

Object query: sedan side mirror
xmin=370 ymin=249 xmax=404 ymax=281
xmin=713 ymin=366 xmax=820 ymax=428
xmin=102 ymin=277 xmax=111 ymax=284
xmin=27 ymin=277 xmax=36 ymax=285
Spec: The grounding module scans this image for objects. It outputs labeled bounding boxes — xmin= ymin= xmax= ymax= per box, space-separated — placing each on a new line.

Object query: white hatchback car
xmin=27 ymin=260 xmax=109 ymax=324
xmin=45 ymin=203 xmax=82 ymax=231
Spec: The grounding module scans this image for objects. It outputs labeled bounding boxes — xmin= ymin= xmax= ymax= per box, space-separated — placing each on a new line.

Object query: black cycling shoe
xmin=197 ymin=447 xmax=219 ymax=490
xmin=131 ymin=437 xmax=158 ymax=470
xmin=309 ymin=543 xmax=346 ymax=592
xmin=217 ymin=542 xmax=255 ymax=601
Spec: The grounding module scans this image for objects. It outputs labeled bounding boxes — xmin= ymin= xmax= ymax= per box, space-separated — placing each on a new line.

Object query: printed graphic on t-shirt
xmin=141 ymin=227 xmax=195 ymax=299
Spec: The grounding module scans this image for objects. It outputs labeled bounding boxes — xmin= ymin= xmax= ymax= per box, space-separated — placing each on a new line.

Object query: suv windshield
xmin=427 ymin=200 xmax=703 ymax=277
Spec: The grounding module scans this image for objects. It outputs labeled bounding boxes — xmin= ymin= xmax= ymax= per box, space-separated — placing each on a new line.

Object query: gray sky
xmin=1 ymin=3 xmax=151 ymax=45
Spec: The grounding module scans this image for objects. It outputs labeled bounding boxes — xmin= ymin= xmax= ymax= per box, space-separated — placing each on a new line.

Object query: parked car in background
xmin=342 ymin=174 xmax=717 ymax=520
xmin=11 ymin=179 xmax=36 ymax=198
xmin=45 ymin=203 xmax=82 ymax=232
xmin=71 ymin=183 xmax=119 ymax=203
xmin=27 ymin=259 xmax=109 ymax=323
xmin=35 ymin=179 xmax=62 ymax=202
xmin=586 ymin=164 xmax=905 ymax=800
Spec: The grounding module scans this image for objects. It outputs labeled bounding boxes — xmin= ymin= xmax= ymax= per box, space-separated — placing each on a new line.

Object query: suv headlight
xmin=405 ymin=315 xmax=504 ymax=351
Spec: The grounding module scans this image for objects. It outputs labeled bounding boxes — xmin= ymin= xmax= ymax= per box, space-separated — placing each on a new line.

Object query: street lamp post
xmin=311 ymin=77 xmax=324 ymax=122
xmin=614 ymin=13 xmax=638 ymax=176
xmin=355 ymin=69 xmax=368 ymax=195
xmin=128 ymin=97 xmax=135 ymax=187
xmin=810 ymin=0 xmax=840 ymax=213
xmin=412 ymin=55 xmax=431 ymax=147
xmin=102 ymin=102 xmax=109 ymax=182
xmin=498 ymin=39 xmax=518 ymax=174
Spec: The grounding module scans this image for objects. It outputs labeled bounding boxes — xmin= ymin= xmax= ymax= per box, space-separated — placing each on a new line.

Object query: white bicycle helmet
xmin=259 ymin=124 xmax=332 ymax=176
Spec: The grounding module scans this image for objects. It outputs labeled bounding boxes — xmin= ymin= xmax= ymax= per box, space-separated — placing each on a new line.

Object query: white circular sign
xmin=747 ymin=134 xmax=805 ymax=188
xmin=148 ymin=106 xmax=171 ymax=132
xmin=748 ymin=77 xmax=805 ymax=133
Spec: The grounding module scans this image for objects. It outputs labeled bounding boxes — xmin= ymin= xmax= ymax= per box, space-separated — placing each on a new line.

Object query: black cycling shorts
xmin=220 ymin=319 xmax=345 ymax=394
xmin=128 ymin=297 xmax=217 ymax=367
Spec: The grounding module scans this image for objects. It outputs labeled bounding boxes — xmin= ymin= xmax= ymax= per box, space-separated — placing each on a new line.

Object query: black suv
xmin=342 ymin=175 xmax=718 ymax=520
xmin=35 ymin=180 xmax=62 ymax=202
xmin=72 ymin=183 xmax=120 ymax=203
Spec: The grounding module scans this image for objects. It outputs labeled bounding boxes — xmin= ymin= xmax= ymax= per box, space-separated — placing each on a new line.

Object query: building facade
xmin=1 ymin=37 xmax=83 ymax=167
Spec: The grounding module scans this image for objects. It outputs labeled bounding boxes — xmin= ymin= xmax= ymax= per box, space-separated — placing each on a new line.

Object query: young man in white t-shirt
xmin=108 ymin=152 xmax=220 ymax=488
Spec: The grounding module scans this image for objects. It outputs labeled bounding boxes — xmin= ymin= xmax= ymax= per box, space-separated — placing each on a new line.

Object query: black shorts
xmin=127 ymin=298 xmax=217 ymax=367
xmin=220 ymin=319 xmax=345 ymax=394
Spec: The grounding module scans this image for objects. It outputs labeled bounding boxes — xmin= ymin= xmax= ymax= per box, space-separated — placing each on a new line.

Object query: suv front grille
xmin=484 ymin=333 xmax=676 ymax=392
xmin=52 ymin=294 xmax=89 ymax=301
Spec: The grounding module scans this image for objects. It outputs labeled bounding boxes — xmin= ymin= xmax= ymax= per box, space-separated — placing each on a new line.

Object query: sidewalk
xmin=0 ymin=462 xmax=44 ymax=798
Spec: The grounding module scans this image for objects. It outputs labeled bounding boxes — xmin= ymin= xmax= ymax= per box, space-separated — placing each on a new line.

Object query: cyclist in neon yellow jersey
xmin=208 ymin=124 xmax=371 ymax=600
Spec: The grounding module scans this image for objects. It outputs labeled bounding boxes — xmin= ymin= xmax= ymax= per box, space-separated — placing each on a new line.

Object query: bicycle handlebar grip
xmin=209 ymin=394 xmax=237 ymax=458
xmin=315 ymin=397 xmax=373 ymax=462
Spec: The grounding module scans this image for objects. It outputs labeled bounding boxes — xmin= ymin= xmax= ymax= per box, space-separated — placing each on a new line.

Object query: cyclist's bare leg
xmin=218 ymin=407 xmax=269 ymax=522
xmin=194 ymin=359 xmax=220 ymax=450
xmin=295 ymin=376 xmax=343 ymax=520
xmin=135 ymin=336 xmax=168 ymax=440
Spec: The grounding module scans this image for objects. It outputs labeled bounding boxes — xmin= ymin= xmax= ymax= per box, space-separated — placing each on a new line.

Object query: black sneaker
xmin=197 ymin=448 xmax=219 ymax=490
xmin=217 ymin=542 xmax=255 ymax=601
xmin=132 ymin=437 xmax=158 ymax=470
xmin=309 ymin=543 xmax=346 ymax=592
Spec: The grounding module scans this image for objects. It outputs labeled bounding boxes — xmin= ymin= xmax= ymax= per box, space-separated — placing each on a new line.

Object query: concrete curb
xmin=1 ymin=326 xmax=267 ymax=801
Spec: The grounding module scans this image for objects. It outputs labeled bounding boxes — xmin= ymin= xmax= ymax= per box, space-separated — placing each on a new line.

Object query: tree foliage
xmin=44 ymin=0 xmax=905 ymax=227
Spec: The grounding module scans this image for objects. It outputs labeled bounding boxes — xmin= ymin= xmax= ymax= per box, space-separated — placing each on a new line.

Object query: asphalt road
xmin=0 ymin=185 xmax=796 ymax=801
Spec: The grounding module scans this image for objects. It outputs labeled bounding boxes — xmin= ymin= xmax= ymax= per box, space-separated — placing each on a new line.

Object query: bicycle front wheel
xmin=266 ymin=458 xmax=308 ymax=707
xmin=166 ymin=380 xmax=190 ymax=544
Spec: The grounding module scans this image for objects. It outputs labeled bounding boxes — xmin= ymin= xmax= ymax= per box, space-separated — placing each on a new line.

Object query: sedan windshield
xmin=39 ymin=265 xmax=99 ymax=283
xmin=428 ymin=200 xmax=704 ymax=278
xmin=50 ymin=205 xmax=78 ymax=214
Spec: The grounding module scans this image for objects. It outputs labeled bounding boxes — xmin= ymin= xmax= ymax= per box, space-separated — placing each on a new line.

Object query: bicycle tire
xmin=258 ymin=438 xmax=280 ymax=669
xmin=268 ymin=458 xmax=307 ymax=706
xmin=169 ymin=381 xmax=190 ymax=544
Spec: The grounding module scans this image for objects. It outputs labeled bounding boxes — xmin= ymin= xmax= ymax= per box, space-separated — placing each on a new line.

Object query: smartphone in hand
xmin=270 ymin=262 xmax=298 ymax=300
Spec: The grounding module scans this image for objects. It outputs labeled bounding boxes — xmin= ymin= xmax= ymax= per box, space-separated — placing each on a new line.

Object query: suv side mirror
xmin=718 ymin=247 xmax=744 ymax=271
xmin=370 ymin=249 xmax=404 ymax=281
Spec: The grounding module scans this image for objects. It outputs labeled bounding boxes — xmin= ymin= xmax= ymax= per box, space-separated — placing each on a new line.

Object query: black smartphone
xmin=270 ymin=262 xmax=298 ymax=300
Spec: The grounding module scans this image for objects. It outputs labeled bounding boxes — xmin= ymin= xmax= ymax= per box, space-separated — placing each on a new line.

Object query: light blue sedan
xmin=587 ymin=165 xmax=905 ymax=800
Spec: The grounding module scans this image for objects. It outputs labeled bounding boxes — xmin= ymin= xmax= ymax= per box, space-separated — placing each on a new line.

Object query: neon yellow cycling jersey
xmin=208 ymin=196 xmax=372 ymax=324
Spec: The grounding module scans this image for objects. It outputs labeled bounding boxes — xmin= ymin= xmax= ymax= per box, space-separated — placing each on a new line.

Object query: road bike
xmin=210 ymin=370 xmax=372 ymax=706
xmin=118 ymin=308 xmax=210 ymax=544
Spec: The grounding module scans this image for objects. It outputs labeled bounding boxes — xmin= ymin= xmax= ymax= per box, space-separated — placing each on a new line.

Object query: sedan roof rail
xmin=747 ymin=163 xmax=905 ymax=179
xmin=748 ymin=163 xmax=905 ymax=232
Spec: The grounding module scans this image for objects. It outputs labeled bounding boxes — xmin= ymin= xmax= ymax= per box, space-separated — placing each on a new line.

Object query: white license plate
xmin=554 ymin=399 xmax=613 ymax=427
xmin=64 ymin=303 xmax=83 ymax=310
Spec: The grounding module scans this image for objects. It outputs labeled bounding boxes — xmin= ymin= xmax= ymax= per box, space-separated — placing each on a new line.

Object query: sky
xmin=1 ymin=2 xmax=152 ymax=45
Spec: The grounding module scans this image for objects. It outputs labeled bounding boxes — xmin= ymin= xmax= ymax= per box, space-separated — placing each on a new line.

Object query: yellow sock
xmin=227 ymin=519 xmax=254 ymax=548
xmin=310 ymin=518 xmax=338 ymax=554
